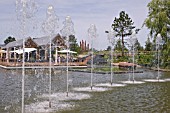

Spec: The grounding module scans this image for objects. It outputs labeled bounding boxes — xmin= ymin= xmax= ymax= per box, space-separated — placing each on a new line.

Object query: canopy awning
xmin=58 ymin=49 xmax=77 ymax=54
xmin=78 ymin=54 xmax=88 ymax=58
xmin=0 ymin=50 xmax=7 ymax=53
xmin=10 ymin=48 xmax=37 ymax=54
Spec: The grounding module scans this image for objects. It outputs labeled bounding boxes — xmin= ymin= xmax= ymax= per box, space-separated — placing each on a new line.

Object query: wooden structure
xmin=0 ymin=44 xmax=5 ymax=60
xmin=118 ymin=62 xmax=136 ymax=69
xmin=1 ymin=37 xmax=38 ymax=63
xmin=0 ymin=34 xmax=66 ymax=64
xmin=33 ymin=34 xmax=66 ymax=61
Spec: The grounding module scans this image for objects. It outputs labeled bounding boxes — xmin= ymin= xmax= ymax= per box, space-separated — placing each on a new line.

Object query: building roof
xmin=0 ymin=44 xmax=5 ymax=48
xmin=33 ymin=36 xmax=51 ymax=46
xmin=2 ymin=34 xmax=66 ymax=49
xmin=33 ymin=34 xmax=61 ymax=46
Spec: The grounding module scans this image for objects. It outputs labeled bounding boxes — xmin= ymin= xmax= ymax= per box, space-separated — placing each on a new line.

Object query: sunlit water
xmin=0 ymin=68 xmax=170 ymax=113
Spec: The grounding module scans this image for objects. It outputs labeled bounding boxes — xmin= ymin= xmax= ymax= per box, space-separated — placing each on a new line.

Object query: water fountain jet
xmin=42 ymin=5 xmax=59 ymax=108
xmin=94 ymin=29 xmax=126 ymax=87
xmin=73 ymin=25 xmax=112 ymax=92
xmin=15 ymin=0 xmax=37 ymax=112
xmin=60 ymin=16 xmax=75 ymax=96
xmin=156 ymin=33 xmax=162 ymax=81
xmin=88 ymin=24 xmax=97 ymax=90
xmin=107 ymin=29 xmax=116 ymax=85
xmin=143 ymin=33 xmax=165 ymax=83
xmin=121 ymin=31 xmax=145 ymax=84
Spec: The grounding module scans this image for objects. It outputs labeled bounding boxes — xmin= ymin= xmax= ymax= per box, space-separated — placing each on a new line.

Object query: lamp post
xmin=106 ymin=29 xmax=116 ymax=85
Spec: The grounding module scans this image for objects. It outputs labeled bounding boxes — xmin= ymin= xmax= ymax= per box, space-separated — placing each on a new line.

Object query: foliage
xmin=134 ymin=39 xmax=144 ymax=51
xmin=114 ymin=39 xmax=123 ymax=51
xmin=114 ymin=56 xmax=129 ymax=63
xmin=145 ymin=37 xmax=153 ymax=51
xmin=4 ymin=36 xmax=16 ymax=45
xmin=137 ymin=53 xmax=154 ymax=66
xmin=112 ymin=11 xmax=139 ymax=56
xmin=106 ymin=46 xmax=111 ymax=51
xmin=162 ymin=41 xmax=170 ymax=68
xmin=69 ymin=35 xmax=81 ymax=54
xmin=144 ymin=0 xmax=170 ymax=68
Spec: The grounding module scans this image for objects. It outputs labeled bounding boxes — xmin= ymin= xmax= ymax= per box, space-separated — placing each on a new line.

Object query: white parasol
xmin=58 ymin=49 xmax=77 ymax=54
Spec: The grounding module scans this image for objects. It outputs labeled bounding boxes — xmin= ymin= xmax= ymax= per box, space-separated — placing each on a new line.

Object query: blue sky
xmin=0 ymin=0 xmax=151 ymax=50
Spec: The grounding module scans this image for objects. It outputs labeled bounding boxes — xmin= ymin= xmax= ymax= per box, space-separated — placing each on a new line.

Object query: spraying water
xmin=127 ymin=44 xmax=132 ymax=81
xmin=88 ymin=24 xmax=97 ymax=90
xmin=15 ymin=0 xmax=37 ymax=112
xmin=60 ymin=16 xmax=75 ymax=96
xmin=156 ymin=33 xmax=162 ymax=81
xmin=107 ymin=29 xmax=116 ymax=85
xmin=42 ymin=5 xmax=59 ymax=108
xmin=128 ymin=31 xmax=137 ymax=82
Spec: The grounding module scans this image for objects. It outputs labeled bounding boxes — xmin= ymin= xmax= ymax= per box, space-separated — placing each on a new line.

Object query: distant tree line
xmin=4 ymin=36 xmax=16 ymax=45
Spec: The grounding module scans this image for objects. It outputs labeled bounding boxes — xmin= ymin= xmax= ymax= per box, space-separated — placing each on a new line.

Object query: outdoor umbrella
xmin=58 ymin=49 xmax=77 ymax=54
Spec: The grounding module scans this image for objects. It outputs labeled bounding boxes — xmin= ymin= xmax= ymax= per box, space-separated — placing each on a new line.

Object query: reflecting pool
xmin=0 ymin=68 xmax=170 ymax=113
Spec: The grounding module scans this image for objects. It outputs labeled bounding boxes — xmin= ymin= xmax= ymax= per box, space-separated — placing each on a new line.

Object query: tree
xmin=145 ymin=37 xmax=152 ymax=51
xmin=4 ymin=36 xmax=16 ymax=45
xmin=106 ymin=46 xmax=111 ymax=51
xmin=144 ymin=0 xmax=170 ymax=68
xmin=69 ymin=35 xmax=81 ymax=54
xmin=134 ymin=39 xmax=144 ymax=51
xmin=114 ymin=39 xmax=123 ymax=51
xmin=112 ymin=11 xmax=139 ymax=56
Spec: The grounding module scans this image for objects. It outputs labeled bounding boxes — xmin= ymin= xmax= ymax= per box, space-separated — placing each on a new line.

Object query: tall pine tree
xmin=112 ymin=11 xmax=139 ymax=56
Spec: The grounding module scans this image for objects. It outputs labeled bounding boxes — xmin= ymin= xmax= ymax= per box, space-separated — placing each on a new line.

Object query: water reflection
xmin=0 ymin=68 xmax=170 ymax=113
